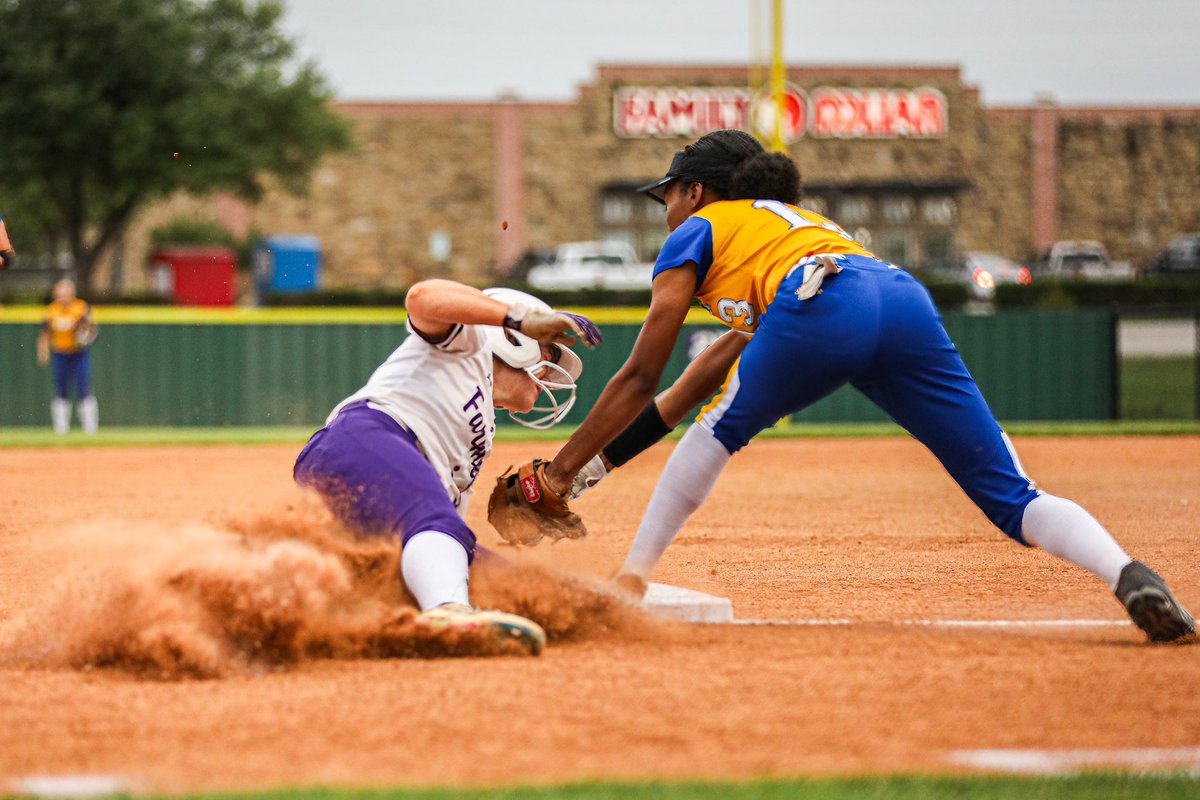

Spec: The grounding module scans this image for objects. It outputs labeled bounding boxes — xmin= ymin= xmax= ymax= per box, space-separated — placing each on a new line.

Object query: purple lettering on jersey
xmin=463 ymin=386 xmax=485 ymax=412
xmin=463 ymin=385 xmax=490 ymax=484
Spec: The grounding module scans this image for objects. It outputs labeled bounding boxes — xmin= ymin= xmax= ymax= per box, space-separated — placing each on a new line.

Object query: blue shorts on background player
xmin=535 ymin=129 xmax=1193 ymax=644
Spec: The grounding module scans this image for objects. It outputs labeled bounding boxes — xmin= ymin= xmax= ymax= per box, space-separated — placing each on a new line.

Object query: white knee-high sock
xmin=51 ymin=398 xmax=71 ymax=435
xmin=401 ymin=531 xmax=471 ymax=610
xmin=1020 ymin=493 xmax=1132 ymax=590
xmin=78 ymin=396 xmax=99 ymax=434
xmin=620 ymin=424 xmax=732 ymax=580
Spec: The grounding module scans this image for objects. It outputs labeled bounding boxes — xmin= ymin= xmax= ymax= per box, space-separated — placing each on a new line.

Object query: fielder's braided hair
xmin=729 ymin=152 xmax=803 ymax=205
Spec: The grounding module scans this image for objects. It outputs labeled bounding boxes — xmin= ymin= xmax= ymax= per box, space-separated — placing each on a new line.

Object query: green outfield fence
xmin=0 ymin=306 xmax=1116 ymax=427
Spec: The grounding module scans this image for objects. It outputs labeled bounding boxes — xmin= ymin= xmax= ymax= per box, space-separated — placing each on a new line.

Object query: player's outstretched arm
xmin=36 ymin=329 xmax=50 ymax=366
xmin=655 ymin=329 xmax=749 ymax=428
xmin=544 ymin=266 xmax=696 ymax=494
xmin=405 ymin=279 xmax=600 ymax=349
xmin=572 ymin=329 xmax=749 ymax=498
xmin=405 ymin=279 xmax=511 ymax=339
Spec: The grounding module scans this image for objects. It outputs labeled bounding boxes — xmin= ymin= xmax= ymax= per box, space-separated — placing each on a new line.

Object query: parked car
xmin=506 ymin=247 xmax=555 ymax=282
xmin=1143 ymin=234 xmax=1200 ymax=278
xmin=1032 ymin=240 xmax=1134 ymax=282
xmin=526 ymin=241 xmax=652 ymax=291
xmin=932 ymin=251 xmax=1032 ymax=301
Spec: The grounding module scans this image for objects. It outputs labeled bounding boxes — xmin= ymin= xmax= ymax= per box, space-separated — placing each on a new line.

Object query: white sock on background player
xmin=401 ymin=530 xmax=471 ymax=610
xmin=51 ymin=398 xmax=71 ymax=434
xmin=620 ymin=424 xmax=732 ymax=580
xmin=1020 ymin=493 xmax=1131 ymax=590
xmin=78 ymin=395 xmax=99 ymax=434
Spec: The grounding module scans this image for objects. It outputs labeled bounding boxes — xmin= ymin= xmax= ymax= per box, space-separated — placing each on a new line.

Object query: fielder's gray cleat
xmin=1115 ymin=561 xmax=1196 ymax=643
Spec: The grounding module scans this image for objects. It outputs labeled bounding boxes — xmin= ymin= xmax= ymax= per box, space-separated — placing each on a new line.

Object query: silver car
xmin=940 ymin=252 xmax=1033 ymax=300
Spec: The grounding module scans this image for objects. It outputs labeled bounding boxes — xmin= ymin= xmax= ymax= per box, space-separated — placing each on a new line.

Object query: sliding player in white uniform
xmin=294 ymin=279 xmax=601 ymax=655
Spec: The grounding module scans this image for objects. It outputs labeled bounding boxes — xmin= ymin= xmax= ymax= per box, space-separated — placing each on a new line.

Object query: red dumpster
xmin=148 ymin=247 xmax=237 ymax=306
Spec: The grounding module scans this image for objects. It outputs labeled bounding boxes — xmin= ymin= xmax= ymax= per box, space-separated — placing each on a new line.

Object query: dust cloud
xmin=0 ymin=501 xmax=654 ymax=679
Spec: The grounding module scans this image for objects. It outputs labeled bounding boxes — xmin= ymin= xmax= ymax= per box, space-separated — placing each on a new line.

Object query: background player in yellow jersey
xmin=507 ymin=129 xmax=1192 ymax=644
xmin=37 ymin=278 xmax=99 ymax=434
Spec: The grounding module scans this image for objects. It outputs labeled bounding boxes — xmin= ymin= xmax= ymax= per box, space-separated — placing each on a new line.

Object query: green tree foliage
xmin=0 ymin=0 xmax=352 ymax=289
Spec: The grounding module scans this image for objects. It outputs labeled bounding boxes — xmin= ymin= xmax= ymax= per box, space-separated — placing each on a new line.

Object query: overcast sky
xmin=281 ymin=0 xmax=1200 ymax=107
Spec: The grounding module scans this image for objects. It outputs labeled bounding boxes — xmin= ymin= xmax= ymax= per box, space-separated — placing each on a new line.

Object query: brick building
xmin=134 ymin=62 xmax=1200 ymax=290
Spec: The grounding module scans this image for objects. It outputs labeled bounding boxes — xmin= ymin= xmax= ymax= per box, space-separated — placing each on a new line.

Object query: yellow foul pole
xmin=769 ymin=0 xmax=787 ymax=153
xmin=769 ymin=0 xmax=792 ymax=431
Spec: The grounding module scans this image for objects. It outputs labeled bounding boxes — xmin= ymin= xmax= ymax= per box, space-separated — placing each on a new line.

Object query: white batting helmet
xmin=482 ymin=287 xmax=582 ymax=430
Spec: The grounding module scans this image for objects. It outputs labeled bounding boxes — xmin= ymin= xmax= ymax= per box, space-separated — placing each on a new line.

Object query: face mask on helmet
xmin=482 ymin=288 xmax=583 ymax=430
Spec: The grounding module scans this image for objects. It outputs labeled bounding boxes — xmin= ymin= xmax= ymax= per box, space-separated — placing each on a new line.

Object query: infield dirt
xmin=0 ymin=436 xmax=1197 ymax=792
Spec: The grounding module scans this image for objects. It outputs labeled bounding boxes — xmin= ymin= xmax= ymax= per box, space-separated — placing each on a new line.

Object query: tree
xmin=0 ymin=0 xmax=352 ymax=290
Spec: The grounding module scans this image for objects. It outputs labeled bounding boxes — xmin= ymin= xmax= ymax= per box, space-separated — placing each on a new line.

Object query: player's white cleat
xmin=1116 ymin=561 xmax=1196 ymax=643
xmin=417 ymin=603 xmax=546 ymax=656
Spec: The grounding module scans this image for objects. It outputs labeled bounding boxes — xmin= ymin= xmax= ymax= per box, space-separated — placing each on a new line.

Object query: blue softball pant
xmin=701 ymin=255 xmax=1040 ymax=543
xmin=50 ymin=351 xmax=92 ymax=400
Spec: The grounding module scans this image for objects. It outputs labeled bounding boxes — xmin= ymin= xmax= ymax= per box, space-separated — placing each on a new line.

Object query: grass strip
xmin=2 ymin=420 xmax=1200 ymax=449
xmin=89 ymin=773 xmax=1200 ymax=800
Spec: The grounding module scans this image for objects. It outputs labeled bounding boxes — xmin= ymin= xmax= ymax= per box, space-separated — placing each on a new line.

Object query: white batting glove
xmin=569 ymin=454 xmax=609 ymax=500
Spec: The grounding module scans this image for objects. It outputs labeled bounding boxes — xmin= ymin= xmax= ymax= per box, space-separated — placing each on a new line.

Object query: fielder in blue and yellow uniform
xmin=661 ymin=196 xmax=1040 ymax=538
xmin=37 ymin=278 xmax=99 ymax=434
xmin=530 ymin=129 xmax=1192 ymax=643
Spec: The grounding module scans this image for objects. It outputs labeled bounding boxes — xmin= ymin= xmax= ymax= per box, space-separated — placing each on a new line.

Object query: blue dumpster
xmin=254 ymin=236 xmax=322 ymax=295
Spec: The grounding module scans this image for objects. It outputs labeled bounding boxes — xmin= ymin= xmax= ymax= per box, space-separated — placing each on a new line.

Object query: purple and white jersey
xmin=327 ymin=321 xmax=495 ymax=507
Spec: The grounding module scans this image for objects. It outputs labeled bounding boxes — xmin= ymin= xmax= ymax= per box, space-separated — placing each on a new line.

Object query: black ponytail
xmin=729 ymin=152 xmax=802 ymax=205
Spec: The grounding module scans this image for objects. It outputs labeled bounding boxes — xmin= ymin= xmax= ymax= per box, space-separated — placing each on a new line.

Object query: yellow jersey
xmin=651 ymin=199 xmax=876 ymax=333
xmin=44 ymin=299 xmax=91 ymax=354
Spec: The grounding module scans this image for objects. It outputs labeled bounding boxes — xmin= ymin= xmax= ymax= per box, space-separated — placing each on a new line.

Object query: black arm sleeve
xmin=601 ymin=399 xmax=674 ymax=468
xmin=0 ymin=250 xmax=13 ymax=270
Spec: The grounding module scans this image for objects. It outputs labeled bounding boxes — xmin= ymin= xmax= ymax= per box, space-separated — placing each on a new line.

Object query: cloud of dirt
xmin=0 ymin=501 xmax=659 ymax=679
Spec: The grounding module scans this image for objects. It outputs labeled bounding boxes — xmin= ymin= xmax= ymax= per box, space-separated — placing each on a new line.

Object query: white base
xmin=949 ymin=746 xmax=1200 ymax=774
xmin=11 ymin=775 xmax=128 ymax=798
xmin=642 ymin=582 xmax=734 ymax=623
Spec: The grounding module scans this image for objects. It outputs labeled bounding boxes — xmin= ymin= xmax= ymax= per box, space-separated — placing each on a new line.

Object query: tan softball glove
xmin=487 ymin=459 xmax=587 ymax=546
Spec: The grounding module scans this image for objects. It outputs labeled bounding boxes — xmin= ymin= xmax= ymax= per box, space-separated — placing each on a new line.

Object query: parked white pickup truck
xmin=1034 ymin=240 xmax=1134 ymax=281
xmin=526 ymin=241 xmax=653 ymax=291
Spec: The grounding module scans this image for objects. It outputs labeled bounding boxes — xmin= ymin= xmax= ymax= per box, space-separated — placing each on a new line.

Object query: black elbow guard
xmin=603 ymin=400 xmax=674 ymax=467
xmin=0 ymin=250 xmax=13 ymax=270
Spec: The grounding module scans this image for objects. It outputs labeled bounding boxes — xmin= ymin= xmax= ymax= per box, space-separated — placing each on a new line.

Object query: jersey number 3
xmin=716 ymin=298 xmax=755 ymax=327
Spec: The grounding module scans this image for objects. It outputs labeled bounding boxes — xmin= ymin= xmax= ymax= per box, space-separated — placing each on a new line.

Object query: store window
xmin=598 ymin=185 xmax=958 ymax=270
xmin=882 ymin=197 xmax=916 ymax=225
xmin=800 ymin=196 xmax=828 ymax=217
xmin=598 ymin=187 xmax=666 ymax=261
xmin=838 ymin=196 xmax=873 ymax=226
xmin=806 ymin=189 xmax=959 ymax=270
xmin=602 ymin=194 xmax=634 ymax=223
xmin=922 ymin=197 xmax=956 ymax=226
